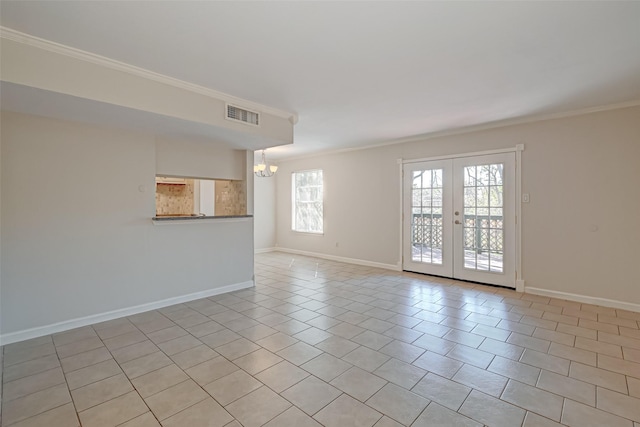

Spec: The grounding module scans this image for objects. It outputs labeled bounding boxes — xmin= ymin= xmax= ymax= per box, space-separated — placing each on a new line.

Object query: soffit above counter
xmin=0 ymin=27 xmax=296 ymax=151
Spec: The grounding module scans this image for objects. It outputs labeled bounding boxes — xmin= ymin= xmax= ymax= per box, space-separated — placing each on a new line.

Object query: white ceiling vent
xmin=226 ymin=104 xmax=260 ymax=126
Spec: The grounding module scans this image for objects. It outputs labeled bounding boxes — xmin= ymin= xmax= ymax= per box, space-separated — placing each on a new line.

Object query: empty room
xmin=1 ymin=1 xmax=640 ymax=427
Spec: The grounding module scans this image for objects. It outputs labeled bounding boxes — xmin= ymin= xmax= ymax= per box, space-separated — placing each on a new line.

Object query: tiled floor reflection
xmin=2 ymin=251 xmax=640 ymax=426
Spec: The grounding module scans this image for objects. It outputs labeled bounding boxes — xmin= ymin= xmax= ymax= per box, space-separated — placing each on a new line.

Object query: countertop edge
xmin=152 ymin=215 xmax=253 ymax=225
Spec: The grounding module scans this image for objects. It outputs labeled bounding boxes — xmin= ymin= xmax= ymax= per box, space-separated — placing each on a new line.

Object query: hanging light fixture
xmin=254 ymin=150 xmax=278 ymax=177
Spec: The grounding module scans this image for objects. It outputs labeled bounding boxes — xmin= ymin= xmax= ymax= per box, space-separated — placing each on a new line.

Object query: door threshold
xmin=402 ymin=270 xmax=516 ymax=291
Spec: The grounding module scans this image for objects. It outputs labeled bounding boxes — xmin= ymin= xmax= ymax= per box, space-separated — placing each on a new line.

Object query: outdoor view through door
xmin=461 ymin=163 xmax=505 ymax=273
xmin=410 ymin=168 xmax=444 ymax=265
xmin=403 ymin=152 xmax=516 ymax=288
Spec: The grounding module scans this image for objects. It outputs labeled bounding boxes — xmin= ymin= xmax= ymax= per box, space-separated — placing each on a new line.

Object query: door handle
xmin=455 ymin=220 xmax=462 ymax=225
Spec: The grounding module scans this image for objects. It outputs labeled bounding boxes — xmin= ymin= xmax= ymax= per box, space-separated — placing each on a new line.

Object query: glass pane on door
xmin=411 ymin=169 xmax=443 ymax=264
xmin=462 ymin=163 xmax=504 ymax=273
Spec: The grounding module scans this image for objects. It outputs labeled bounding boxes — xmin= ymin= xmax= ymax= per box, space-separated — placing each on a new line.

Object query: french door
xmin=403 ymin=152 xmax=516 ymax=287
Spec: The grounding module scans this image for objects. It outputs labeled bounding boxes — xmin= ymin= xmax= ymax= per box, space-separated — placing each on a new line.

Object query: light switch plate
xmin=522 ymin=193 xmax=530 ymax=203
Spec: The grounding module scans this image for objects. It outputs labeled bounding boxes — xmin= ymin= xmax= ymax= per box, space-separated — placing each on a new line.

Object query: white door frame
xmin=402 ymin=159 xmax=454 ymax=277
xmin=398 ymin=144 xmax=524 ymax=291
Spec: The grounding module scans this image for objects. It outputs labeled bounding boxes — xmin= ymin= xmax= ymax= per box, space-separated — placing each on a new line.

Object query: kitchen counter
xmin=154 ymin=213 xmax=209 ymax=218
xmin=152 ymin=214 xmax=253 ymax=224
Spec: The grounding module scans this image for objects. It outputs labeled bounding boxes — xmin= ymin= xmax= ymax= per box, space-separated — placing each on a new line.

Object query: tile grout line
xmin=88 ymin=319 xmax=189 ymax=426
xmin=51 ymin=338 xmax=79 ymax=425
xmin=55 ymin=315 xmax=231 ymax=425
xmin=118 ymin=312 xmax=254 ymax=425
xmin=77 ymin=323 xmax=150 ymax=424
xmin=9 ymin=336 xmax=81 ymax=427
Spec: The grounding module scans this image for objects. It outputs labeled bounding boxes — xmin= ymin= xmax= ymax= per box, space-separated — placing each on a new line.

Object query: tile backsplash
xmin=155 ymin=179 xmax=194 ymax=215
xmin=215 ymin=180 xmax=247 ymax=216
xmin=155 ymin=177 xmax=246 ymax=216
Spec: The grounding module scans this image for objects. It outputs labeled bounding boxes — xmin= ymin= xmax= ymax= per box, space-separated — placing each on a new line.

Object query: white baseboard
xmin=0 ymin=280 xmax=254 ymax=346
xmin=255 ymin=247 xmax=277 ymax=254
xmin=525 ymin=286 xmax=640 ymax=313
xmin=275 ymin=247 xmax=401 ymax=271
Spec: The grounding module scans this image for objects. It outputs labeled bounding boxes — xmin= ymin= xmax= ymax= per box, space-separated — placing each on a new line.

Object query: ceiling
xmin=1 ymin=1 xmax=639 ymax=159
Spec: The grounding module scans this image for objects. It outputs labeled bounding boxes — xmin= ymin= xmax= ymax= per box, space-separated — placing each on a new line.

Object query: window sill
xmin=291 ymin=230 xmax=324 ymax=236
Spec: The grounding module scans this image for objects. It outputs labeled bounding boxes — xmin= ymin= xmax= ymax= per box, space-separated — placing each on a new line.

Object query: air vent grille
xmin=226 ymin=104 xmax=260 ymax=126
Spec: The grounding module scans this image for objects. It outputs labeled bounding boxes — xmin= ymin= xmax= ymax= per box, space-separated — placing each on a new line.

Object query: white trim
xmin=0 ymin=281 xmax=254 ymax=346
xmin=275 ymin=100 xmax=640 ymax=163
xmin=291 ymin=169 xmax=324 ymax=235
xmin=515 ymin=145 xmax=524 ymax=290
xmin=398 ymin=158 xmax=404 ymax=272
xmin=0 ymin=26 xmax=297 ymax=122
xmin=275 ymin=248 xmax=401 ymax=272
xmin=255 ymin=247 xmax=277 ymax=254
xmin=402 ymin=146 xmax=519 ymax=164
xmin=291 ymin=231 xmax=324 ymax=236
xmin=525 ymin=287 xmax=640 ymax=313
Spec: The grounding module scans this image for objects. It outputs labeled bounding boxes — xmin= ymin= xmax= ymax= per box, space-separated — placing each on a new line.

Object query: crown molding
xmin=277 ymin=99 xmax=640 ymax=162
xmin=0 ymin=26 xmax=298 ymax=123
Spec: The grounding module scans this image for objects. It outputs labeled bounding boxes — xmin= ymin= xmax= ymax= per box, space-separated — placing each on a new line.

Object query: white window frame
xmin=291 ymin=169 xmax=324 ymax=234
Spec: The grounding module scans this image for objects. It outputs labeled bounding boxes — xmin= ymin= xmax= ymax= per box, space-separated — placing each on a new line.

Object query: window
xmin=292 ymin=170 xmax=323 ymax=233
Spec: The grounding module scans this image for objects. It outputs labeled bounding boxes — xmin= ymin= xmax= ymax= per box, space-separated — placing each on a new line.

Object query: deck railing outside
xmin=411 ymin=213 xmax=504 ymax=254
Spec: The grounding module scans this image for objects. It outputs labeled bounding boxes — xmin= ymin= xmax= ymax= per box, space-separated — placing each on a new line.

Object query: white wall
xmin=156 ymin=137 xmax=246 ymax=181
xmin=275 ymin=106 xmax=640 ymax=306
xmin=0 ymin=112 xmax=254 ymax=342
xmin=254 ymin=175 xmax=277 ymax=250
xmin=0 ymin=118 xmax=2 ymax=329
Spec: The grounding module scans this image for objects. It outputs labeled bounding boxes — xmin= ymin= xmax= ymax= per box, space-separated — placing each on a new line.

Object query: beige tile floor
xmin=2 ymin=251 xmax=640 ymax=427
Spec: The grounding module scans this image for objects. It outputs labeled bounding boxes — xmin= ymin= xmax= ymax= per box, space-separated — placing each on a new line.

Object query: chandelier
xmin=254 ymin=150 xmax=278 ymax=177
